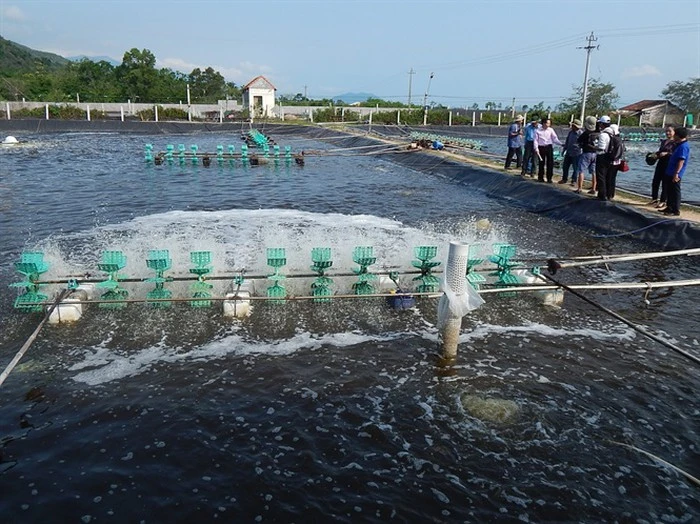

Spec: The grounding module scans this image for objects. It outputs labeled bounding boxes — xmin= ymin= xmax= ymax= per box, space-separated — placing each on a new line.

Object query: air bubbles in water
xmin=460 ymin=394 xmax=519 ymax=423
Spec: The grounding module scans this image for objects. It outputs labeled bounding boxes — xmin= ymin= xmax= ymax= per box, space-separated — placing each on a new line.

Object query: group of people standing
xmin=647 ymin=125 xmax=691 ymax=216
xmin=504 ymin=115 xmax=691 ymax=215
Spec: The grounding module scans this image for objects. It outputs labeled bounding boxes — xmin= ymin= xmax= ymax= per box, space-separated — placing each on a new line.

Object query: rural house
xmin=242 ymin=76 xmax=276 ymax=119
xmin=617 ymin=100 xmax=686 ymax=127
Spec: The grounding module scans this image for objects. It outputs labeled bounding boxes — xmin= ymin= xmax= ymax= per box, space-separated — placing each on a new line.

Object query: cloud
xmin=159 ymin=57 xmax=272 ymax=83
xmin=621 ymin=65 xmax=661 ymax=79
xmin=0 ymin=5 xmax=26 ymax=21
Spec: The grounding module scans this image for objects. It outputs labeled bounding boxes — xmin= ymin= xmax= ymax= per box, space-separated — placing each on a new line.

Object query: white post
xmin=219 ymin=108 xmax=223 ymax=123
xmin=5 ymin=102 xmax=10 ymax=120
xmin=309 ymin=108 xmax=313 ymax=123
xmin=77 ymin=93 xmax=80 ymax=103
xmin=397 ymin=109 xmax=401 ymax=125
xmin=368 ymin=110 xmax=373 ymax=132
xmin=341 ymin=107 xmax=345 ymax=122
xmin=498 ymin=112 xmax=502 ymax=126
xmin=154 ymin=105 xmax=158 ymax=122
xmin=439 ymin=242 xmax=470 ymax=359
xmin=120 ymin=106 xmax=124 ymax=122
xmin=45 ymin=104 xmax=49 ymax=120
xmin=617 ymin=113 xmax=621 ymax=126
xmin=472 ymin=111 xmax=476 ymax=126
xmin=86 ymin=105 xmax=91 ymax=121
xmin=128 ymin=99 xmax=131 ymax=114
xmin=187 ymin=84 xmax=192 ymax=122
xmin=639 ymin=114 xmax=643 ymax=127
xmin=449 ymin=111 xmax=452 ymax=126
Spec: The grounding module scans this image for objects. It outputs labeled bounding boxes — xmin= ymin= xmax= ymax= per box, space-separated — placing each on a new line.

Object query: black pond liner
xmin=2 ymin=119 xmax=698 ymax=249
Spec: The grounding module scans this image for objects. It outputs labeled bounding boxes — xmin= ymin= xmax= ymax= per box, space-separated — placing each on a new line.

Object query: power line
xmin=579 ymin=31 xmax=599 ymax=121
xmin=410 ymin=23 xmax=698 ymax=74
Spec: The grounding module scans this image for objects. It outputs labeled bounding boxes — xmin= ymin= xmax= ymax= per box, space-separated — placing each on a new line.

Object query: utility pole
xmin=423 ymin=72 xmax=434 ymax=126
xmin=578 ymin=32 xmax=598 ymax=122
xmin=407 ymin=68 xmax=415 ymax=108
xmin=511 ymin=97 xmax=516 ymax=118
xmin=304 ymin=85 xmax=308 ymax=100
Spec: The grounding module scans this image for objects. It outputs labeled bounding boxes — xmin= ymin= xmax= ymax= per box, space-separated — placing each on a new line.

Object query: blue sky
xmin=1 ymin=0 xmax=699 ymax=108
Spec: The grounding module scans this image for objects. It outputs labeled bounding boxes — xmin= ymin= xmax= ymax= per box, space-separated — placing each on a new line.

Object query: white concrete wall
xmin=2 ymin=100 xmax=239 ymax=118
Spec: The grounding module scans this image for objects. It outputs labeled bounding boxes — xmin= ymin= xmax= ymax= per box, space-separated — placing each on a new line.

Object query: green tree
xmin=116 ymin=48 xmax=158 ymax=102
xmin=62 ymin=59 xmax=119 ymax=102
xmin=189 ymin=67 xmax=226 ymax=103
xmin=661 ymin=77 xmax=700 ymax=114
xmin=558 ymin=78 xmax=619 ymax=116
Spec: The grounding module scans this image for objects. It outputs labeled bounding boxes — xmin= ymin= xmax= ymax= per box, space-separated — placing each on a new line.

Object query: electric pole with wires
xmin=578 ymin=32 xmax=598 ymax=121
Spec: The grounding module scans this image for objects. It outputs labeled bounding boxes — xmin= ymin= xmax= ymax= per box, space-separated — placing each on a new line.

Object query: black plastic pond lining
xmin=2 ymin=120 xmax=698 ymax=250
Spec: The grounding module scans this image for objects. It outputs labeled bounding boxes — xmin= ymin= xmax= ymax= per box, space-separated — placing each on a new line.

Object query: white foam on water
xmin=69 ymin=329 xmax=404 ymax=386
xmin=30 ymin=207 xmax=508 ymax=282
xmin=459 ymin=322 xmax=637 ymax=343
xmin=419 ymin=321 xmax=637 ymax=345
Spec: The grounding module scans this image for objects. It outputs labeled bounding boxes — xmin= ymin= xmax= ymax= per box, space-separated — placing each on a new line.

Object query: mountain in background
xmin=333 ymin=92 xmax=376 ymax=104
xmin=67 ymin=55 xmax=121 ymax=66
xmin=0 ymin=36 xmax=70 ymax=73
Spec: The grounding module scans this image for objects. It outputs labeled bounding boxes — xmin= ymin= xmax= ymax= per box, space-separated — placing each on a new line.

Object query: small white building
xmin=242 ymin=76 xmax=276 ymax=118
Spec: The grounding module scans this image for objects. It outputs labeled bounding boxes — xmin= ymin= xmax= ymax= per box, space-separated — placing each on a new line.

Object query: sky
xmin=1 ymin=0 xmax=699 ymax=109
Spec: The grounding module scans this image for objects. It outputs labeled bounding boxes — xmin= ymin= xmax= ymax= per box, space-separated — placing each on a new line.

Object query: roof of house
xmin=243 ymin=75 xmax=277 ymax=91
xmin=618 ymin=100 xmax=680 ymax=112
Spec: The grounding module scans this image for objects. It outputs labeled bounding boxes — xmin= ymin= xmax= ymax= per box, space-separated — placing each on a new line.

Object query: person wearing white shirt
xmin=533 ymin=118 xmax=562 ymax=183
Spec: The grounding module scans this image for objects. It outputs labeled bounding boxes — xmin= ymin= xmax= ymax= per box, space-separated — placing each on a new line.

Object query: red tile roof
xmin=619 ymin=100 xmax=669 ymax=111
xmin=243 ymin=75 xmax=277 ymax=91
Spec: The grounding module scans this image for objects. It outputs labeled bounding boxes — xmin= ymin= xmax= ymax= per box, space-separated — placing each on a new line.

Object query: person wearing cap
xmin=606 ymin=124 xmax=625 ymax=200
xmin=662 ymin=126 xmax=690 ymax=216
xmin=575 ymin=115 xmax=600 ymax=194
xmin=520 ymin=116 xmax=540 ymax=176
xmin=504 ymin=115 xmax=524 ymax=170
xmin=648 ymin=125 xmax=676 ymax=208
xmin=595 ymin=115 xmax=613 ymax=200
xmin=533 ymin=118 xmax=562 ymax=183
xmin=560 ymin=119 xmax=582 ymax=185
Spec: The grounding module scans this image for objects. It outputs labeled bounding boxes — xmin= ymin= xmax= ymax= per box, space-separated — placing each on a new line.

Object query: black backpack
xmin=578 ymin=130 xmax=599 ymax=152
xmin=607 ymin=134 xmax=624 ymax=161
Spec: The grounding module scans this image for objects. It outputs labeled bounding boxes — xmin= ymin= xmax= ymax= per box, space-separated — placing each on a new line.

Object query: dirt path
xmin=439 ymin=146 xmax=700 ymax=223
xmin=342 ymin=127 xmax=700 ymax=224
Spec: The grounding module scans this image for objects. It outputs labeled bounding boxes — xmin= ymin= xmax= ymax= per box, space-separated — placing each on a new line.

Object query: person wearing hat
xmin=560 ymin=119 xmax=583 ymax=185
xmin=575 ymin=116 xmax=600 ymax=194
xmin=606 ymin=123 xmax=625 ymax=200
xmin=520 ymin=116 xmax=540 ymax=176
xmin=504 ymin=115 xmax=524 ymax=170
xmin=648 ymin=125 xmax=676 ymax=208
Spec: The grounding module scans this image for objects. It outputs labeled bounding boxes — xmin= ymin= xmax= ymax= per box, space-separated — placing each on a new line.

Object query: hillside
xmin=0 ymin=36 xmax=70 ymax=74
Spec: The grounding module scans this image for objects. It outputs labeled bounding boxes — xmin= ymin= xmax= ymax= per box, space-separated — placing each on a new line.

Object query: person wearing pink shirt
xmin=533 ymin=118 xmax=563 ymax=183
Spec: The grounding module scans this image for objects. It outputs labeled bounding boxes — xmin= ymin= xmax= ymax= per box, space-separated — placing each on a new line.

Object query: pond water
xmin=0 ymin=131 xmax=698 ymax=522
